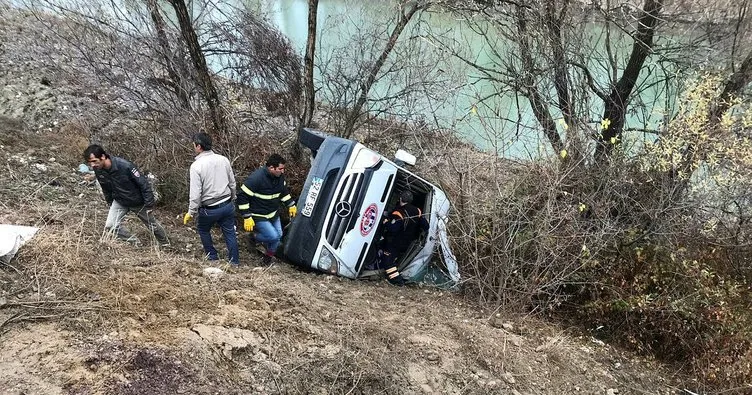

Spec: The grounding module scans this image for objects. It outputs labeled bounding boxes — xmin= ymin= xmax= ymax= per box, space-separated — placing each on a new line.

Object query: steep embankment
xmin=0 ymin=6 xmax=682 ymax=395
xmin=0 ymin=137 xmax=678 ymax=394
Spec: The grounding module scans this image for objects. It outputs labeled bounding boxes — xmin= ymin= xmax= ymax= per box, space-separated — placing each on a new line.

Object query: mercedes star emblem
xmin=335 ymin=201 xmax=352 ymax=218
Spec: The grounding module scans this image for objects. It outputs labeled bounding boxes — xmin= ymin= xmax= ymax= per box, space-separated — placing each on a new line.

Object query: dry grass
xmin=0 ymin=192 xmax=681 ymax=394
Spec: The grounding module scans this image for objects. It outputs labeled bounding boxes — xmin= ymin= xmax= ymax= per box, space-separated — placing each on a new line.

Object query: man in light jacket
xmin=183 ymin=133 xmax=239 ymax=266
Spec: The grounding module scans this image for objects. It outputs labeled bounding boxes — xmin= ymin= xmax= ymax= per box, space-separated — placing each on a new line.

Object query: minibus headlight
xmin=317 ymin=246 xmax=339 ymax=274
xmin=352 ymin=148 xmax=380 ymax=169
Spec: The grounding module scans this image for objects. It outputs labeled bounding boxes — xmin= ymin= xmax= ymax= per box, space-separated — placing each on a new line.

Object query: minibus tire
xmin=299 ymin=128 xmax=327 ymax=152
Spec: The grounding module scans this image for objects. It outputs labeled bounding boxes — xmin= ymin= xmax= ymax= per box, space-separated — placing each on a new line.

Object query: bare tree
xmin=595 ymin=0 xmax=664 ymax=163
xmin=299 ymin=0 xmax=319 ymax=130
xmin=145 ymin=0 xmax=191 ymax=110
xmin=315 ymin=1 xmax=459 ymax=139
xmin=208 ymin=8 xmax=302 ymax=119
xmin=339 ymin=0 xmax=429 ymax=138
xmin=441 ymin=0 xmax=686 ymax=165
xmin=168 ymin=0 xmax=225 ymax=134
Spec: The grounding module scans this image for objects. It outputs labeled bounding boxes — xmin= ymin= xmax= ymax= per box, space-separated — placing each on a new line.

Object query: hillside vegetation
xmin=1 ymin=1 xmax=752 ymax=393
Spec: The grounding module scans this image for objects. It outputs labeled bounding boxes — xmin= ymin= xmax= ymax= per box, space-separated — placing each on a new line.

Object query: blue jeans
xmin=197 ymin=202 xmax=239 ymax=264
xmin=254 ymin=217 xmax=282 ymax=254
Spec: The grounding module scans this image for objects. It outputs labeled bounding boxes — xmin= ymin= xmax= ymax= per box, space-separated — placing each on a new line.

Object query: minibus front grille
xmin=325 ymin=173 xmax=364 ymax=248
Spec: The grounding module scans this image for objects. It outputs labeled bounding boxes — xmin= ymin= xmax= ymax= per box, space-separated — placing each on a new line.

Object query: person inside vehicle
xmin=377 ymin=190 xmax=429 ymax=285
xmin=237 ymin=154 xmax=297 ymax=265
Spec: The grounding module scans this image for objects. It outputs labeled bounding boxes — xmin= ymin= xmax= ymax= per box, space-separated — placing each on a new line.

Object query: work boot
xmin=388 ymin=275 xmax=406 ymax=286
xmin=261 ymin=250 xmax=275 ymax=266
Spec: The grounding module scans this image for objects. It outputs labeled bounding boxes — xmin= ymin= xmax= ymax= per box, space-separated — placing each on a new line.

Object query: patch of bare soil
xmin=0 ymin=5 xmax=687 ymax=395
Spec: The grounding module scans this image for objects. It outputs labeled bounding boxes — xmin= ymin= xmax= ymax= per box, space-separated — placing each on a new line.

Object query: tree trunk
xmin=515 ymin=5 xmax=564 ymax=156
xmin=341 ymin=1 xmax=423 ymax=138
xmin=168 ymin=0 xmax=225 ymax=134
xmin=145 ymin=0 xmax=191 ymax=110
xmin=545 ymin=0 xmax=573 ymax=129
xmin=710 ymin=51 xmax=752 ymax=123
xmin=299 ymin=0 xmax=319 ymax=130
xmin=595 ymin=0 xmax=663 ymax=163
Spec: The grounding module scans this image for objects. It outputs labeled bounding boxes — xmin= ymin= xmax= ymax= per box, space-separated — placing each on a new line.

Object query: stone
xmin=502 ymin=372 xmax=516 ymax=384
xmin=191 ymin=324 xmax=262 ymax=360
xmin=203 ymin=267 xmax=224 ymax=279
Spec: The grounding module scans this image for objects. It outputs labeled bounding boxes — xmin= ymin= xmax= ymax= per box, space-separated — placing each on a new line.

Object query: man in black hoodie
xmin=84 ymin=144 xmax=169 ymax=247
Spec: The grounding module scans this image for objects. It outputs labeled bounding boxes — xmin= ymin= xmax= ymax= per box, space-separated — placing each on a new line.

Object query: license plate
xmin=301 ymin=177 xmax=323 ymax=217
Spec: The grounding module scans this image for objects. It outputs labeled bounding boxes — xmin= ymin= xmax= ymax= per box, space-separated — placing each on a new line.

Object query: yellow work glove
xmin=288 ymin=205 xmax=298 ymax=218
xmin=243 ymin=217 xmax=255 ymax=232
xmin=183 ymin=213 xmax=193 ymax=225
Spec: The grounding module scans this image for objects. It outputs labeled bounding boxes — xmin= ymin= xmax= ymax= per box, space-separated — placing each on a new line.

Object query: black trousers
xmin=377 ymin=246 xmax=406 ymax=284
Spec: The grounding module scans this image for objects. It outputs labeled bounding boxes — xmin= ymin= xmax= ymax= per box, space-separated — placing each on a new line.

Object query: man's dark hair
xmin=266 ymin=154 xmax=286 ymax=168
xmin=83 ymin=144 xmax=108 ymax=161
xmin=193 ymin=133 xmax=213 ymax=151
xmin=400 ymin=190 xmax=414 ymax=204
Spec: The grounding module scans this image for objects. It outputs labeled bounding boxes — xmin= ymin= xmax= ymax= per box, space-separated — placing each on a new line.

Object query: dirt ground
xmin=0 ymin=161 xmax=683 ymax=395
xmin=0 ymin=5 xmax=692 ymax=395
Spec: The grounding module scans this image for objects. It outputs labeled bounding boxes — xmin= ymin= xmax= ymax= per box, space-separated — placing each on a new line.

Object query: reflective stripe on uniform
xmin=241 ymin=184 xmax=280 ymax=200
xmin=392 ymin=211 xmax=403 ymax=220
xmin=251 ymin=211 xmax=277 ymax=219
xmin=238 ymin=203 xmax=250 ymax=210
xmin=385 ymin=267 xmax=397 ymax=274
xmin=280 ymin=194 xmax=292 ymax=203
xmin=387 ymin=271 xmax=401 ymax=279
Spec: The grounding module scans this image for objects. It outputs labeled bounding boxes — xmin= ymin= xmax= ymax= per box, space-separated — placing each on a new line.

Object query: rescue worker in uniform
xmin=237 ymin=154 xmax=297 ymax=265
xmin=83 ymin=144 xmax=169 ymax=247
xmin=378 ymin=190 xmax=429 ymax=285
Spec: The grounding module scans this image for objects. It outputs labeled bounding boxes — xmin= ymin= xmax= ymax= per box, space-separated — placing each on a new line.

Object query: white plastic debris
xmin=0 ymin=225 xmax=40 ymax=264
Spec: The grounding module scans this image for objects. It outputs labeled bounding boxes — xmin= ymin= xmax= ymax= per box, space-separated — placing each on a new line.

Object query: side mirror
xmin=394 ymin=149 xmax=416 ymax=166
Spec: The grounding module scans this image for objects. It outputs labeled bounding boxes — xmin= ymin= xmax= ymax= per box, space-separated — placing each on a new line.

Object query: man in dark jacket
xmin=237 ymin=154 xmax=297 ymax=264
xmin=84 ymin=144 xmax=169 ymax=246
xmin=377 ymin=190 xmax=429 ymax=284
